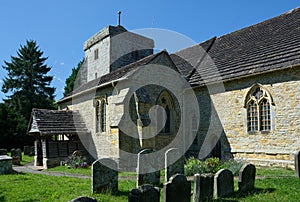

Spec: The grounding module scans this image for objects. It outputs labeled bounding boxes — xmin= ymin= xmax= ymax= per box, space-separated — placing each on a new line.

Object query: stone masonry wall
xmin=202 ymin=67 xmax=300 ymax=167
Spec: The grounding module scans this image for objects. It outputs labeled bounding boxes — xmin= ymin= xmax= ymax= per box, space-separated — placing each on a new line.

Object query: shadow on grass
xmin=116 ymin=190 xmax=131 ymax=197
xmin=214 ymin=187 xmax=276 ymax=201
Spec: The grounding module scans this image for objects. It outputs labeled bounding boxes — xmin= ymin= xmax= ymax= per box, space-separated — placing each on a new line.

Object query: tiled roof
xmin=61 ymin=51 xmax=166 ymax=100
xmin=175 ymin=7 xmax=300 ymax=86
xmin=28 ymin=109 xmax=88 ymax=136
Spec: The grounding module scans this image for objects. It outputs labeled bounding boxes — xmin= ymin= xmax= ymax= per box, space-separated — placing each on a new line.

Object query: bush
xmin=184 ymin=157 xmax=207 ymax=176
xmin=184 ymin=157 xmax=246 ymax=176
xmin=221 ymin=158 xmax=245 ymax=176
xmin=65 ymin=151 xmax=89 ymax=169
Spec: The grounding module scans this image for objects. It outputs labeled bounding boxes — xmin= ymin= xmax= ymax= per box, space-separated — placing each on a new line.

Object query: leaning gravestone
xmin=92 ymin=158 xmax=118 ymax=194
xmin=136 ymin=149 xmax=160 ymax=187
xmin=164 ymin=174 xmax=191 ymax=202
xmin=296 ymin=151 xmax=300 ymax=178
xmin=69 ymin=196 xmax=97 ymax=202
xmin=0 ymin=149 xmax=7 ymax=155
xmin=128 ymin=184 xmax=160 ymax=202
xmin=193 ymin=173 xmax=214 ymax=202
xmin=214 ymin=169 xmax=234 ymax=198
xmin=165 ymin=148 xmax=184 ymax=182
xmin=238 ymin=163 xmax=256 ymax=192
xmin=10 ymin=148 xmax=20 ymax=165
xmin=15 ymin=148 xmax=22 ymax=161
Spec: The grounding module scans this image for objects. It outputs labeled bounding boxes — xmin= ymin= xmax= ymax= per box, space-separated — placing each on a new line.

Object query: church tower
xmin=82 ymin=25 xmax=154 ymax=83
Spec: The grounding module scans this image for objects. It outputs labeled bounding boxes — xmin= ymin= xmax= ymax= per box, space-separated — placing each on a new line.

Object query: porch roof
xmin=28 ymin=108 xmax=89 ymax=136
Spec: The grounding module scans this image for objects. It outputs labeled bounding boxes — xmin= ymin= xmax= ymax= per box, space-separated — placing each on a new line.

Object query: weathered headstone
xmin=163 ymin=174 xmax=191 ymax=202
xmin=295 ymin=151 xmax=300 ymax=178
xmin=0 ymin=155 xmax=13 ymax=175
xmin=92 ymin=158 xmax=118 ymax=194
xmin=193 ymin=173 xmax=214 ymax=202
xmin=165 ymin=148 xmax=184 ymax=182
xmin=69 ymin=196 xmax=97 ymax=202
xmin=0 ymin=149 xmax=7 ymax=155
xmin=137 ymin=149 xmax=160 ymax=187
xmin=238 ymin=163 xmax=256 ymax=192
xmin=128 ymin=184 xmax=160 ymax=202
xmin=214 ymin=169 xmax=234 ymax=198
xmin=10 ymin=148 xmax=21 ymax=165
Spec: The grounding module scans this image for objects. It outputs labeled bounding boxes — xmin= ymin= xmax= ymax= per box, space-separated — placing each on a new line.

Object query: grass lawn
xmin=0 ymin=166 xmax=299 ymax=201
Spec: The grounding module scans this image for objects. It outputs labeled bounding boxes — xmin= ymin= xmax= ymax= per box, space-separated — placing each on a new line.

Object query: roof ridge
xmin=217 ymin=7 xmax=300 ymax=41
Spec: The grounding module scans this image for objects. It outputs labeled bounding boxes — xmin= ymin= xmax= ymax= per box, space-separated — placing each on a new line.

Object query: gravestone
xmin=214 ymin=169 xmax=234 ymax=198
xmin=0 ymin=155 xmax=13 ymax=175
xmin=128 ymin=184 xmax=160 ymax=202
xmin=165 ymin=148 xmax=184 ymax=182
xmin=193 ymin=173 xmax=214 ymax=202
xmin=69 ymin=196 xmax=97 ymax=202
xmin=238 ymin=163 xmax=256 ymax=192
xmin=92 ymin=158 xmax=118 ymax=194
xmin=295 ymin=151 xmax=300 ymax=178
xmin=0 ymin=149 xmax=7 ymax=155
xmin=163 ymin=174 xmax=191 ymax=202
xmin=16 ymin=148 xmax=22 ymax=161
xmin=10 ymin=148 xmax=21 ymax=165
xmin=137 ymin=149 xmax=160 ymax=187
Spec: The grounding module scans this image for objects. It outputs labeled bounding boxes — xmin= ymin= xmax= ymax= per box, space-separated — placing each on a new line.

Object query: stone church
xmin=28 ymin=7 xmax=300 ymax=169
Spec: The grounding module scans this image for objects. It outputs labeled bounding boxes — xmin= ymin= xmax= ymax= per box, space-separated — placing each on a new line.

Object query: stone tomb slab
xmin=136 ymin=149 xmax=160 ymax=187
xmin=92 ymin=158 xmax=118 ymax=194
xmin=128 ymin=184 xmax=160 ymax=202
xmin=165 ymin=148 xmax=184 ymax=182
xmin=163 ymin=174 xmax=191 ymax=202
xmin=214 ymin=169 xmax=234 ymax=198
xmin=238 ymin=163 xmax=256 ymax=192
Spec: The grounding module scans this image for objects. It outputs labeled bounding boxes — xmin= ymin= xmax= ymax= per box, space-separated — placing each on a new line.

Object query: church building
xmin=28 ymin=7 xmax=300 ymax=169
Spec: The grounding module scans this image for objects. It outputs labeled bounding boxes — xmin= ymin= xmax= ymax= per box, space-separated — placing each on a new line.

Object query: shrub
xmin=221 ymin=158 xmax=245 ymax=176
xmin=184 ymin=157 xmax=207 ymax=176
xmin=65 ymin=151 xmax=89 ymax=169
xmin=184 ymin=157 xmax=246 ymax=176
xmin=204 ymin=157 xmax=221 ymax=173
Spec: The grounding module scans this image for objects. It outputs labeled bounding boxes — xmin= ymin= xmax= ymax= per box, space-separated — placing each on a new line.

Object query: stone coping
xmin=0 ymin=155 xmax=12 ymax=160
xmin=231 ymin=149 xmax=295 ymax=155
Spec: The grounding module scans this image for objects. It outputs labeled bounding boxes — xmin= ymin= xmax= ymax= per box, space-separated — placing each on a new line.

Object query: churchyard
xmin=0 ymin=151 xmax=300 ymax=201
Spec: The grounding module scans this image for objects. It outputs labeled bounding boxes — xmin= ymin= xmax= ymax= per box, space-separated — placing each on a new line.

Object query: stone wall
xmin=198 ymin=66 xmax=300 ymax=167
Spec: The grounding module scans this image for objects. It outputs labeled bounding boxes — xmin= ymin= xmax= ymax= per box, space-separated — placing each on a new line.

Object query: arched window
xmin=96 ymin=99 xmax=106 ymax=133
xmin=245 ymin=84 xmax=274 ymax=132
xmin=247 ymin=100 xmax=258 ymax=132
xmin=157 ymin=91 xmax=173 ymax=134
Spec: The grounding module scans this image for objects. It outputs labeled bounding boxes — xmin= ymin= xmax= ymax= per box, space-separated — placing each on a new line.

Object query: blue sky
xmin=0 ymin=1 xmax=299 ymax=102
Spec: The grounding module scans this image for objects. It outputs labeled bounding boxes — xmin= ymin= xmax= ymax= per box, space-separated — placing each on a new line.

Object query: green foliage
xmin=184 ymin=157 xmax=245 ymax=176
xmin=63 ymin=59 xmax=83 ymax=96
xmin=220 ymin=158 xmax=245 ymax=176
xmin=184 ymin=157 xmax=207 ymax=176
xmin=1 ymin=40 xmax=56 ymax=148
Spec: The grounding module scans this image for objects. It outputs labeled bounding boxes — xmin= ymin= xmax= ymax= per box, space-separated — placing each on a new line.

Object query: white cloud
xmin=60 ymin=62 xmax=65 ymax=66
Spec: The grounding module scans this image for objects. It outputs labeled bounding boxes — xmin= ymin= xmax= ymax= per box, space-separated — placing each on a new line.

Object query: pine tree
xmin=1 ymin=40 xmax=56 ymax=147
xmin=2 ymin=40 xmax=56 ymax=120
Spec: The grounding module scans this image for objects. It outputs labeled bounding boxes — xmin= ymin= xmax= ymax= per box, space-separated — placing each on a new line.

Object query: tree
xmin=63 ymin=59 xmax=84 ymax=97
xmin=1 ymin=40 xmax=56 ymax=148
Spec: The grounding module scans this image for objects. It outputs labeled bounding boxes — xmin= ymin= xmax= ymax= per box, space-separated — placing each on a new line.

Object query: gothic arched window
xmin=157 ymin=91 xmax=173 ymax=134
xmin=96 ymin=99 xmax=107 ymax=133
xmin=245 ymin=84 xmax=274 ymax=132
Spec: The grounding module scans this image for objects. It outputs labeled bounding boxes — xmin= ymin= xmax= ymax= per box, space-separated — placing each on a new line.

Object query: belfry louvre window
xmin=96 ymin=99 xmax=106 ymax=133
xmin=245 ymin=85 xmax=274 ymax=132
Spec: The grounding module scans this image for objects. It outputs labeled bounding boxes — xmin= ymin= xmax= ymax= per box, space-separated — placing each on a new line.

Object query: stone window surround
xmin=95 ymin=96 xmax=107 ymax=134
xmin=244 ymin=84 xmax=275 ymax=134
xmin=156 ymin=90 xmax=174 ymax=135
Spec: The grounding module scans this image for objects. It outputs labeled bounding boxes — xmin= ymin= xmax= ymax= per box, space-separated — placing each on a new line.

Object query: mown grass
xmin=0 ymin=166 xmax=299 ymax=201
